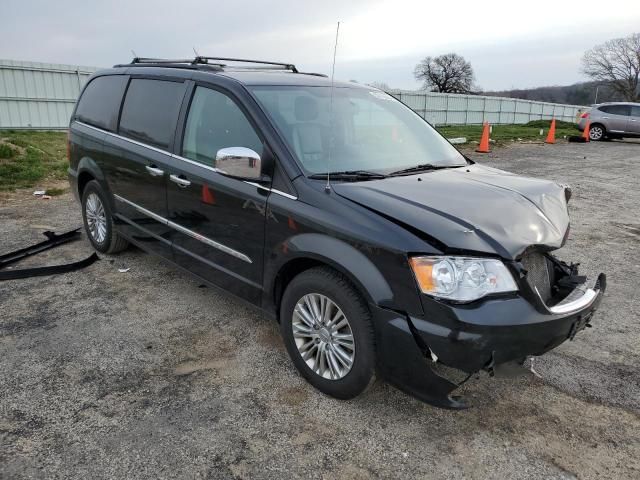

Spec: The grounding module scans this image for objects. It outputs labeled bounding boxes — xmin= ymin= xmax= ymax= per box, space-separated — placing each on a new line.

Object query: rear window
xmin=599 ymin=105 xmax=631 ymax=116
xmin=75 ymin=75 xmax=128 ymax=131
xmin=119 ymin=79 xmax=185 ymax=149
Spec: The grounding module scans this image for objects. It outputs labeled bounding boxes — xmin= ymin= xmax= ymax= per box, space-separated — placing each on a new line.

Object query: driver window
xmin=182 ymin=87 xmax=263 ymax=167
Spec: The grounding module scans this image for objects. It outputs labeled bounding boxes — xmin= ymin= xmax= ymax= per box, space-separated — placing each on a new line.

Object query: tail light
xmin=580 ymin=112 xmax=590 ymax=119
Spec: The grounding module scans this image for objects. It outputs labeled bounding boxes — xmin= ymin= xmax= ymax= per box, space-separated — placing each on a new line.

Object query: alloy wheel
xmin=292 ymin=293 xmax=355 ymax=380
xmin=589 ymin=125 xmax=604 ymax=140
xmin=85 ymin=192 xmax=107 ymax=244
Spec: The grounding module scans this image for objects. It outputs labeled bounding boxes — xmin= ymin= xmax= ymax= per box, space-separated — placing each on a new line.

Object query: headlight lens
xmin=409 ymin=256 xmax=518 ymax=301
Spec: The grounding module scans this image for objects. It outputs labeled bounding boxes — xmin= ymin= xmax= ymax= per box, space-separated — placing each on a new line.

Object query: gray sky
xmin=2 ymin=0 xmax=639 ymax=90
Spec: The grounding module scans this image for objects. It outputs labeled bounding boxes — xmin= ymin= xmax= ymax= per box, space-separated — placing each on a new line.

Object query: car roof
xmin=216 ymin=70 xmax=365 ymax=88
xmin=107 ymin=58 xmax=370 ymax=89
xmin=594 ymin=102 xmax=640 ymax=107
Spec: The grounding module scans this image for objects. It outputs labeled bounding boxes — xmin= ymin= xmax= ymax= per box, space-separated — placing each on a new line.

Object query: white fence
xmin=0 ymin=59 xmax=97 ymax=130
xmin=388 ymin=90 xmax=586 ymax=125
xmin=0 ymin=59 xmax=586 ymax=129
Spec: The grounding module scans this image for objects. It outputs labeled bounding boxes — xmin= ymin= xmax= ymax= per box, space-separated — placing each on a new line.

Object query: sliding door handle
xmin=170 ymin=174 xmax=191 ymax=187
xmin=145 ymin=165 xmax=164 ymax=176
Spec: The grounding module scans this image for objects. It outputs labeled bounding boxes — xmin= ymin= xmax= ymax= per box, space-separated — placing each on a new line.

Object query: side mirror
xmin=215 ymin=147 xmax=262 ymax=180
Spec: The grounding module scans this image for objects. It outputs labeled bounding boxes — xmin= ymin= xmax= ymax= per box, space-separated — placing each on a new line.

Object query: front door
xmin=105 ymin=77 xmax=187 ymax=258
xmin=628 ymin=106 xmax=640 ymax=135
xmin=166 ymin=85 xmax=269 ymax=304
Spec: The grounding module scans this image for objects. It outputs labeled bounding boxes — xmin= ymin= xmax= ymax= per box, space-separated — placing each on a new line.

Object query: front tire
xmin=279 ymin=267 xmax=376 ymax=400
xmin=81 ymin=180 xmax=129 ymax=254
xmin=589 ymin=123 xmax=606 ymax=141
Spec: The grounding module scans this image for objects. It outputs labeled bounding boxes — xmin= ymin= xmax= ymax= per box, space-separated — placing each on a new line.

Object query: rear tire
xmin=279 ymin=267 xmax=376 ymax=400
xmin=589 ymin=123 xmax=606 ymax=141
xmin=81 ymin=180 xmax=129 ymax=254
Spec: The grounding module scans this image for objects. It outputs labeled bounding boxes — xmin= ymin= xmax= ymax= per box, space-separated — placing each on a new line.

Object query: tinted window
xmin=119 ymin=79 xmax=185 ymax=149
xmin=75 ymin=75 xmax=128 ymax=131
xmin=631 ymin=106 xmax=640 ymax=117
xmin=599 ymin=105 xmax=631 ymax=116
xmin=182 ymin=87 xmax=262 ymax=167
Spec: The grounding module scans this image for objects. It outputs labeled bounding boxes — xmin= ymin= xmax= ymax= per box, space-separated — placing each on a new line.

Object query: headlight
xmin=409 ymin=256 xmax=518 ymax=302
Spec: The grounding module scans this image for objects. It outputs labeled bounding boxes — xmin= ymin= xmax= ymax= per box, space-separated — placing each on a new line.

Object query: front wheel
xmin=279 ymin=267 xmax=376 ymax=399
xmin=589 ymin=124 xmax=606 ymax=141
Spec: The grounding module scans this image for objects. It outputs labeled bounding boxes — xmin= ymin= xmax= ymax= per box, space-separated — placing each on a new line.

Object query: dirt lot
xmin=1 ymin=140 xmax=639 ymax=479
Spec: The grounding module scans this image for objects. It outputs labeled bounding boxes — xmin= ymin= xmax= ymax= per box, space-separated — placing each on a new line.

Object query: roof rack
xmin=123 ymin=56 xmax=298 ymax=73
xmin=194 ymin=56 xmax=298 ymax=73
xmin=115 ymin=57 xmax=333 ymax=77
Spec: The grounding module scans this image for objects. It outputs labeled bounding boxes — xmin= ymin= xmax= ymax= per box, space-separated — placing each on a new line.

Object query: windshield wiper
xmin=308 ymin=170 xmax=387 ymax=181
xmin=388 ymin=164 xmax=462 ymax=176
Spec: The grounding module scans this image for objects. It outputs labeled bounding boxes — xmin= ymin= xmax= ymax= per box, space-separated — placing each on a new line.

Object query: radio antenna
xmin=325 ymin=21 xmax=340 ymax=193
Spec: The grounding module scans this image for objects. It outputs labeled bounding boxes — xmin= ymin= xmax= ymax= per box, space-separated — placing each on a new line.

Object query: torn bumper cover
xmin=371 ymin=273 xmax=606 ymax=409
xmin=0 ymin=229 xmax=99 ymax=281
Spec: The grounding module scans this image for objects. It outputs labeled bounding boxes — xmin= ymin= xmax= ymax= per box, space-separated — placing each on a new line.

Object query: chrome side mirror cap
xmin=215 ymin=147 xmax=262 ymax=180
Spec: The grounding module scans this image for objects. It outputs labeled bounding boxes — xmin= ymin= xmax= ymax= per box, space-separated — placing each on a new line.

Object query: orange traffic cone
xmin=476 ymin=122 xmax=491 ymax=153
xmin=545 ymin=118 xmax=556 ymax=144
xmin=201 ymin=184 xmax=215 ymax=205
xmin=582 ymin=120 xmax=590 ymax=142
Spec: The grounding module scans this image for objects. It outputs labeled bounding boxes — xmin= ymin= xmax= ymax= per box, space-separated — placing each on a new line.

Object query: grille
xmin=521 ymin=251 xmax=552 ymax=302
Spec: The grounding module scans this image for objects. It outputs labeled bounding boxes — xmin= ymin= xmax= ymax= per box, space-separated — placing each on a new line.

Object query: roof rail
xmin=125 ymin=56 xmax=298 ymax=72
xmin=131 ymin=57 xmax=196 ymax=64
xmin=114 ymin=57 xmax=333 ymax=76
xmin=194 ymin=56 xmax=298 ymax=73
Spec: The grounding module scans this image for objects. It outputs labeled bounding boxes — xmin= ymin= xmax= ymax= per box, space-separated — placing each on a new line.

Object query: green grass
xmin=0 ymin=131 xmax=68 ymax=191
xmin=436 ymin=120 xmax=578 ymax=145
xmin=0 ymin=143 xmax=17 ymax=159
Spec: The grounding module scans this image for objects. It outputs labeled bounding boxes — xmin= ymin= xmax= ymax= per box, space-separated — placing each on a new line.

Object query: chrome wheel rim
xmin=85 ymin=193 xmax=107 ymax=243
xmin=292 ymin=293 xmax=355 ymax=380
xmin=590 ymin=126 xmax=603 ymax=140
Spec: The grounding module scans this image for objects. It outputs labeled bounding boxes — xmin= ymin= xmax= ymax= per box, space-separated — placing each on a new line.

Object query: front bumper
xmin=371 ymin=274 xmax=606 ymax=409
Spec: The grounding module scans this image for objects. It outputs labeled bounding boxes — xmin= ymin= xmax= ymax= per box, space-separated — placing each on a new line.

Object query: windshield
xmin=250 ymin=86 xmax=466 ymax=175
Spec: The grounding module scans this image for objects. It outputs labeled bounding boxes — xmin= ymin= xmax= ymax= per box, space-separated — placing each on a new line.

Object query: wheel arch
xmin=266 ymin=233 xmax=394 ymax=319
xmin=76 ymin=157 xmax=113 ymax=208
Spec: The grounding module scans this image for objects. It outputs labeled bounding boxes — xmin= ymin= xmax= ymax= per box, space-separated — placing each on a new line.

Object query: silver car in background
xmin=578 ymin=102 xmax=640 ymax=141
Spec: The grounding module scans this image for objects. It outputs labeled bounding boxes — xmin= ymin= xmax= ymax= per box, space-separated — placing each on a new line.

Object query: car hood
xmin=333 ymin=164 xmax=570 ymax=259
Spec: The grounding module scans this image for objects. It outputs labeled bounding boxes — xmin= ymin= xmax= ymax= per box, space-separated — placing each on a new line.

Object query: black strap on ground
xmin=0 ymin=252 xmax=99 ymax=281
xmin=0 ymin=229 xmax=81 ymax=269
xmin=0 ymin=228 xmax=99 ymax=281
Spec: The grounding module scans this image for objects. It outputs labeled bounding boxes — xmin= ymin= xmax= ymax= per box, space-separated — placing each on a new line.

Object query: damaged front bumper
xmin=371 ymin=273 xmax=606 ymax=409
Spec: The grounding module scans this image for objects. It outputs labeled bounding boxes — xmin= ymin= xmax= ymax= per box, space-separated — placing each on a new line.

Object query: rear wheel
xmin=279 ymin=267 xmax=376 ymax=399
xmin=81 ymin=180 xmax=129 ymax=254
xmin=589 ymin=123 xmax=606 ymax=141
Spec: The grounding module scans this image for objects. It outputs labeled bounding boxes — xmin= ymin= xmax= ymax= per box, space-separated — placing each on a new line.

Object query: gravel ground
xmin=1 ymin=140 xmax=639 ymax=479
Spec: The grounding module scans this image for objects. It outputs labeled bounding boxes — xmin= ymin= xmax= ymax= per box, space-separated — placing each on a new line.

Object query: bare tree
xmin=582 ymin=33 xmax=640 ymax=102
xmin=414 ymin=53 xmax=474 ymax=93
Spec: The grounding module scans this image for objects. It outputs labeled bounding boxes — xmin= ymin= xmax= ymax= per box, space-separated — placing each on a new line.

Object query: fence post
xmin=465 ymin=95 xmax=469 ymax=125
xmin=423 ymin=91 xmax=428 ymax=121
xmin=445 ymin=94 xmax=449 ymax=125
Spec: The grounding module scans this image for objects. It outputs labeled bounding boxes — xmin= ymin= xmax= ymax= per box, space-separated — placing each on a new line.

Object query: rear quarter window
xmin=599 ymin=105 xmax=631 ymax=116
xmin=119 ymin=79 xmax=186 ymax=150
xmin=75 ymin=75 xmax=128 ymax=131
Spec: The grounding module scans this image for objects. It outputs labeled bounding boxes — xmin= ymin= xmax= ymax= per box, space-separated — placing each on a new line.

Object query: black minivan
xmin=68 ymin=57 xmax=605 ymax=409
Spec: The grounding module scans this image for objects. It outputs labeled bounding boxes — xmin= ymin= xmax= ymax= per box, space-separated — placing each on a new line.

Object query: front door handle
xmin=146 ymin=165 xmax=164 ymax=176
xmin=170 ymin=174 xmax=191 ymax=188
